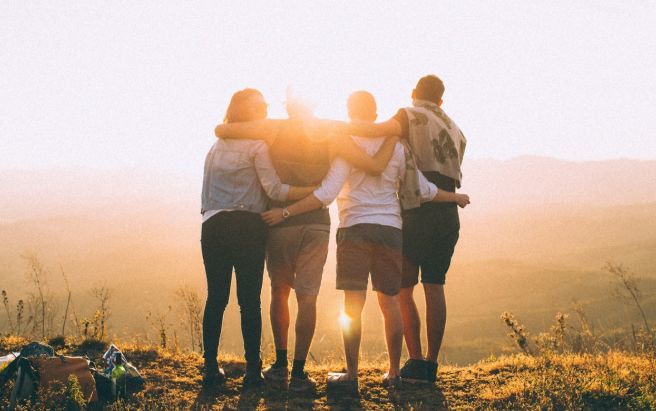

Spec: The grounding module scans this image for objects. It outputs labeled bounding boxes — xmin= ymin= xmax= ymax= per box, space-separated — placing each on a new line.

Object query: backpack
xmin=8 ymin=356 xmax=98 ymax=409
xmin=0 ymin=341 xmax=54 ymax=393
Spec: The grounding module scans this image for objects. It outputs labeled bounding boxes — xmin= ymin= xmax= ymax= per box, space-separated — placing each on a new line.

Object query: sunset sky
xmin=2 ymin=1 xmax=655 ymax=173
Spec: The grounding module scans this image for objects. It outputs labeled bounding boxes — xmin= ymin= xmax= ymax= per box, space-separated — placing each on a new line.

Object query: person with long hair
xmin=200 ymin=88 xmax=315 ymax=390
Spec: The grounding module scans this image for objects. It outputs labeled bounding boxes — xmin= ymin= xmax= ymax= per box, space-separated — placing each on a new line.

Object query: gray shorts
xmin=266 ymin=224 xmax=330 ymax=296
xmin=336 ymin=223 xmax=403 ymax=296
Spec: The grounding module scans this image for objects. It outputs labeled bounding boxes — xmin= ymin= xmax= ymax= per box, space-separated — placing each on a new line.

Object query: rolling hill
xmin=1 ymin=157 xmax=655 ymax=364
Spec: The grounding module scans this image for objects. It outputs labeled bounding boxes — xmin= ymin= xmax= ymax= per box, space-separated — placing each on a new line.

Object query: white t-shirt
xmin=313 ymin=137 xmax=438 ymax=229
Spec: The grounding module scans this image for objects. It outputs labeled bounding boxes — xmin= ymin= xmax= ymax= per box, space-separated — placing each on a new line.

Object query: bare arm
xmin=344 ymin=118 xmax=402 ymax=138
xmin=416 ymin=163 xmax=470 ymax=208
xmin=331 ymin=135 xmax=398 ymax=176
xmin=432 ymin=190 xmax=470 ymax=208
xmin=253 ymin=142 xmax=315 ymax=201
xmin=287 ymin=194 xmax=323 ymax=216
xmin=253 ymin=142 xmax=290 ymax=201
xmin=261 ymin=158 xmax=350 ymax=225
xmin=287 ymin=186 xmax=318 ymax=200
xmin=214 ymin=119 xmax=285 ymax=145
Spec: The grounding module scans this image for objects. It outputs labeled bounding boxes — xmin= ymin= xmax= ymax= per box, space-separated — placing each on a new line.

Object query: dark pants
xmin=201 ymin=211 xmax=267 ymax=365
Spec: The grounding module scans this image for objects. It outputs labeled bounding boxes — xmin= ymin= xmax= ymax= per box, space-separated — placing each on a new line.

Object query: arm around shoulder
xmin=214 ymin=119 xmax=284 ymax=144
xmin=333 ymin=135 xmax=398 ymax=175
xmin=346 ymin=118 xmax=402 ymax=138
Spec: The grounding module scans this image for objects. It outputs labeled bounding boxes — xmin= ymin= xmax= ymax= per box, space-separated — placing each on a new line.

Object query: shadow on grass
xmin=395 ymin=383 xmax=448 ymax=410
xmin=192 ymin=383 xmax=267 ymax=410
xmin=262 ymin=386 xmax=318 ymax=411
xmin=326 ymin=387 xmax=362 ymax=410
xmin=236 ymin=386 xmax=265 ymax=410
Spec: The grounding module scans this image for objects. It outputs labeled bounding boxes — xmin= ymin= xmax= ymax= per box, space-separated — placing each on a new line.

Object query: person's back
xmin=395 ymin=76 xmax=466 ymax=210
xmin=202 ymin=138 xmax=289 ymax=216
xmin=260 ymin=99 xmax=334 ymax=392
xmin=200 ymin=88 xmax=317 ymax=391
xmin=337 ymin=76 xmax=470 ymax=384
xmin=268 ymin=121 xmax=332 ymax=227
xmin=335 ymin=136 xmax=405 ymax=229
xmin=403 ymin=105 xmax=464 ymax=210
xmin=390 ymin=75 xmax=467 ymax=383
xmin=262 ymin=89 xmax=468 ymax=391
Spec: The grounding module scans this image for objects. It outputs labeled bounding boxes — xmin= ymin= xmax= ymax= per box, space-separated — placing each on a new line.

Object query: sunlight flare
xmin=339 ymin=311 xmax=352 ymax=332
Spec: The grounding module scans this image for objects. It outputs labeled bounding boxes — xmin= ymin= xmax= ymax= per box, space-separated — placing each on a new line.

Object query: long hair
xmin=223 ymin=88 xmax=264 ymax=124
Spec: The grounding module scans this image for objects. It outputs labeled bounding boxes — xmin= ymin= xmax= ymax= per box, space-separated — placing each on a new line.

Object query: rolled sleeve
xmin=313 ymin=158 xmax=350 ymax=206
xmin=253 ymin=141 xmax=291 ymax=201
xmin=418 ymin=171 xmax=438 ymax=203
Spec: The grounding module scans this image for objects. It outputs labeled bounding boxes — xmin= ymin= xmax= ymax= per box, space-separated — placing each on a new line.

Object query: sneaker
xmin=243 ymin=361 xmax=265 ymax=390
xmin=327 ymin=372 xmax=358 ymax=395
xmin=399 ymin=359 xmax=430 ymax=383
xmin=289 ymin=372 xmax=317 ymax=393
xmin=382 ymin=372 xmax=402 ymax=389
xmin=202 ymin=363 xmax=226 ymax=388
xmin=263 ymin=364 xmax=289 ymax=382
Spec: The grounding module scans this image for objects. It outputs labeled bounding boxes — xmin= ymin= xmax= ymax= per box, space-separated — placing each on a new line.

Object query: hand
xmin=261 ymin=208 xmax=285 ymax=226
xmin=214 ymin=124 xmax=226 ymax=138
xmin=456 ymin=194 xmax=470 ymax=208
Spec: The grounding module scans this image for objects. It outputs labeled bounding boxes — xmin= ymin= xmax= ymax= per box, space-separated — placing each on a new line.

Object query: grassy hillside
xmin=1 ymin=161 xmax=655 ymax=365
xmin=1 ymin=337 xmax=654 ymax=410
xmin=1 ymin=205 xmax=655 ymax=365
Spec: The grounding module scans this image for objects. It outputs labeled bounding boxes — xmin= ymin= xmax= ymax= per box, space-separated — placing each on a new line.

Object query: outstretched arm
xmin=287 ymin=186 xmax=318 ymax=200
xmin=261 ymin=193 xmax=325 ymax=226
xmin=344 ymin=118 xmax=402 ymax=138
xmin=214 ymin=119 xmax=286 ymax=145
xmin=331 ymin=135 xmax=398 ymax=176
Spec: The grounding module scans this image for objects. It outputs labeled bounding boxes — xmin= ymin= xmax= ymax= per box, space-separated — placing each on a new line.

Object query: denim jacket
xmin=201 ymin=139 xmax=290 ymax=214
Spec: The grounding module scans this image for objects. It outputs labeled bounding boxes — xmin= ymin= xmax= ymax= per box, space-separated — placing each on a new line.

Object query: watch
xmin=282 ymin=207 xmax=291 ymax=219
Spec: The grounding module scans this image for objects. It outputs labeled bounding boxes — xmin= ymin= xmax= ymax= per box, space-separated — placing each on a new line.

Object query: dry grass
xmin=2 ymin=337 xmax=655 ymax=410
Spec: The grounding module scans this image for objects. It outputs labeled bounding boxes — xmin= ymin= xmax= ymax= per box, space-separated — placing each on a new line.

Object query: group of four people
xmin=200 ymin=74 xmax=470 ymax=393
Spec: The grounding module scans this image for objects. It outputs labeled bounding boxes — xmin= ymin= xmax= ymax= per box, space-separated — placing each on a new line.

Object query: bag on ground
xmin=8 ymin=356 xmax=98 ymax=409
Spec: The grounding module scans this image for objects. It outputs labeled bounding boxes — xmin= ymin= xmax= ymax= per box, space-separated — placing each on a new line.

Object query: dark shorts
xmin=402 ymin=205 xmax=460 ymax=287
xmin=336 ymin=223 xmax=403 ymax=296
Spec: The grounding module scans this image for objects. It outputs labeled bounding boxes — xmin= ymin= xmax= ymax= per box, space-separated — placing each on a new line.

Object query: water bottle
xmin=111 ymin=352 xmax=127 ymax=400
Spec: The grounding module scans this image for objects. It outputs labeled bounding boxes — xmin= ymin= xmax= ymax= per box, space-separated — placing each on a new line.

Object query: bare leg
xmin=342 ymin=291 xmax=366 ymax=380
xmin=294 ymin=293 xmax=317 ymax=361
xmin=424 ymin=284 xmax=447 ymax=363
xmin=399 ymin=286 xmax=423 ymax=360
xmin=270 ymin=285 xmax=291 ymax=351
xmin=377 ymin=292 xmax=403 ymax=377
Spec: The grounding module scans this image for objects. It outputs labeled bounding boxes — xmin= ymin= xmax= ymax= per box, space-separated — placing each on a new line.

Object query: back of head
xmin=347 ymin=90 xmax=377 ymax=122
xmin=224 ymin=88 xmax=266 ymax=123
xmin=414 ymin=75 xmax=445 ymax=103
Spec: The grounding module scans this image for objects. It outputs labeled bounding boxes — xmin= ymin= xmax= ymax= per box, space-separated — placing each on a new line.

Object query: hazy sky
xmin=2 ymin=1 xmax=655 ymax=173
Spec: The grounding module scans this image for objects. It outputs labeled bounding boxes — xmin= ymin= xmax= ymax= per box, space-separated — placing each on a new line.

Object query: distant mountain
xmin=2 ymin=157 xmax=655 ymax=222
xmin=463 ymin=156 xmax=656 ymax=213
xmin=1 ymin=158 xmax=655 ymax=364
xmin=0 ymin=167 xmax=199 ymax=222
